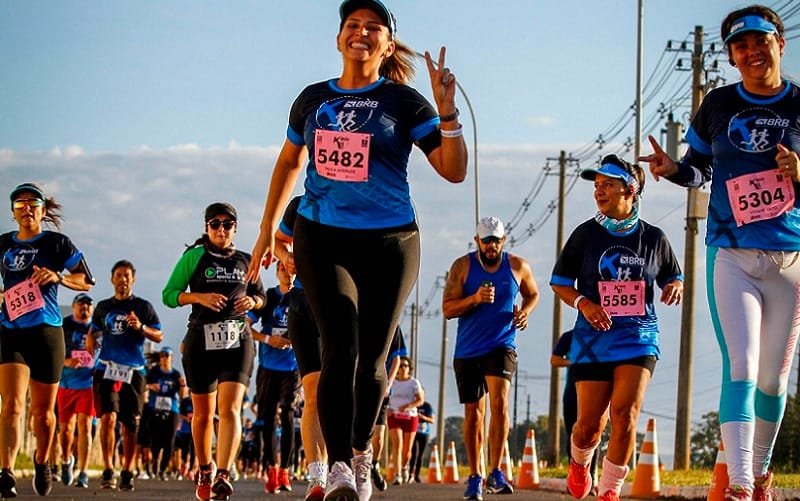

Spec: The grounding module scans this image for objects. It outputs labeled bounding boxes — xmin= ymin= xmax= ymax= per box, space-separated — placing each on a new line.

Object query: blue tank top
xmin=454 ymin=252 xmax=519 ymax=359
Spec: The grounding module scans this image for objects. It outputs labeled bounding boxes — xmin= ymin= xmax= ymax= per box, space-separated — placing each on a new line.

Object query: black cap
xmin=339 ymin=0 xmax=396 ymax=35
xmin=204 ymin=202 xmax=237 ymax=222
xmin=10 ymin=182 xmax=46 ymax=202
xmin=73 ymin=293 xmax=94 ymax=305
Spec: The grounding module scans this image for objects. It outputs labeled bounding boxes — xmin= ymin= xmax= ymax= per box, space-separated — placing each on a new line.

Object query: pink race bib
xmin=71 ymin=349 xmax=94 ymax=368
xmin=3 ymin=278 xmax=45 ymax=322
xmin=314 ymin=129 xmax=370 ymax=182
xmin=598 ymin=280 xmax=645 ymax=317
xmin=726 ymin=169 xmax=795 ymax=227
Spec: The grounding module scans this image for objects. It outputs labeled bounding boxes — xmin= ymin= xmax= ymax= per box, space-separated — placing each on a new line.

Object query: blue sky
xmin=2 ymin=0 xmax=800 ymax=467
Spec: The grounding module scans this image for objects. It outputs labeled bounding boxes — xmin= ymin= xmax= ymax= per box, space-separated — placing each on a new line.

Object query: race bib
xmin=4 ymin=279 xmax=45 ymax=322
xmin=271 ymin=327 xmax=288 ymax=338
xmin=598 ymin=280 xmax=645 ymax=317
xmin=314 ymin=129 xmax=371 ymax=182
xmin=103 ymin=361 xmax=134 ymax=384
xmin=203 ymin=320 xmax=242 ymax=351
xmin=726 ymin=169 xmax=795 ymax=227
xmin=71 ymin=349 xmax=94 ymax=368
xmin=155 ymin=396 xmax=173 ymax=411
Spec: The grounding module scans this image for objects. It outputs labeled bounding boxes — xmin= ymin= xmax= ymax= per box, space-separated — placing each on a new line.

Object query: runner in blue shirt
xmin=551 ymin=155 xmax=682 ymax=501
xmin=639 ymin=6 xmax=800 ymax=499
xmin=88 ymin=259 xmax=163 ymax=492
xmin=145 ymin=346 xmax=186 ymax=481
xmin=0 ymin=182 xmax=94 ymax=498
xmin=246 ymin=2 xmax=467 ymax=499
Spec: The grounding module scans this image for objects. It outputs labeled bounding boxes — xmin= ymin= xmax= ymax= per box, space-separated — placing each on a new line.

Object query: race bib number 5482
xmin=314 ymin=129 xmax=371 ymax=182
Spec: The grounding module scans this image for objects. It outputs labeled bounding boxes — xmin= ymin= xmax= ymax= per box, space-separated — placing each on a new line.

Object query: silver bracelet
xmin=573 ymin=295 xmax=586 ymax=309
xmin=440 ymin=124 xmax=463 ymax=138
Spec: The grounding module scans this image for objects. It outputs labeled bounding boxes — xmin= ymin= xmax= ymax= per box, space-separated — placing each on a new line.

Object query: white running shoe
xmin=323 ymin=461 xmax=358 ymax=501
xmin=352 ymin=449 xmax=373 ymax=501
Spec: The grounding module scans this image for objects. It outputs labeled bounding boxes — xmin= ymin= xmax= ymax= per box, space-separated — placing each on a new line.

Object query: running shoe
xmin=211 ymin=469 xmax=233 ymax=501
xmin=0 ymin=468 xmax=17 ymax=499
xmin=61 ymin=455 xmax=75 ymax=486
xmin=323 ymin=461 xmax=358 ymax=501
xmin=158 ymin=471 xmax=168 ymax=481
xmin=401 ymin=466 xmax=410 ymax=484
xmin=75 ymin=471 xmax=89 ymax=488
xmin=352 ymin=449 xmax=373 ymax=500
xmin=486 ymin=467 xmax=513 ymax=494
xmin=195 ymin=464 xmax=215 ymax=501
xmin=100 ymin=468 xmax=116 ymax=489
xmin=463 ymin=473 xmax=484 ymax=501
xmin=119 ymin=469 xmax=135 ymax=491
xmin=264 ymin=465 xmax=279 ymax=494
xmin=598 ymin=490 xmax=620 ymax=501
xmin=305 ymin=478 xmax=326 ymax=501
xmin=33 ymin=455 xmax=53 ymax=496
xmin=753 ymin=471 xmax=774 ymax=501
xmin=567 ymin=459 xmax=592 ymax=499
xmin=278 ymin=467 xmax=293 ymax=491
xmin=370 ymin=462 xmax=387 ymax=491
xmin=724 ymin=485 xmax=753 ymax=501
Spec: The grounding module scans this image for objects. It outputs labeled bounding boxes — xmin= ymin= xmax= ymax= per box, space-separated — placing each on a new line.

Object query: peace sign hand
xmin=424 ymin=47 xmax=457 ymax=116
xmin=638 ymin=135 xmax=679 ymax=181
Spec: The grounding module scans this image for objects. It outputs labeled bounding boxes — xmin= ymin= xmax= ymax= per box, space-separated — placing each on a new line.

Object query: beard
xmin=479 ymin=250 xmax=500 ymax=267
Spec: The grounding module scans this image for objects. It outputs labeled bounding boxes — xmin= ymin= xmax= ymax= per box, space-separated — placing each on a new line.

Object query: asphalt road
xmin=6 ymin=476 xmax=580 ymax=500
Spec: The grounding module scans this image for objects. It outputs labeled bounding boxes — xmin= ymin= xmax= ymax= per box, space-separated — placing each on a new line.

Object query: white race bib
xmin=203 ymin=320 xmax=243 ymax=350
xmin=155 ymin=396 xmax=173 ymax=411
xmin=103 ymin=361 xmax=134 ymax=384
xmin=271 ymin=327 xmax=288 ymax=338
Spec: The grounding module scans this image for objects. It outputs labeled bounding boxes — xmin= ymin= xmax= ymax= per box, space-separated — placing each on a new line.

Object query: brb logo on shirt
xmin=597 ymin=246 xmax=645 ymax=281
xmin=3 ymin=245 xmax=38 ymax=272
xmin=105 ymin=311 xmax=129 ymax=336
xmin=729 ymin=107 xmax=788 ymax=153
xmin=316 ymin=97 xmax=378 ymax=132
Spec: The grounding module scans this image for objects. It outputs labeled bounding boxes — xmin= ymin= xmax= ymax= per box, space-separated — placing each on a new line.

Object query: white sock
xmin=571 ymin=436 xmax=599 ymax=466
xmin=308 ymin=461 xmax=328 ymax=483
xmin=597 ymin=457 xmax=628 ymax=495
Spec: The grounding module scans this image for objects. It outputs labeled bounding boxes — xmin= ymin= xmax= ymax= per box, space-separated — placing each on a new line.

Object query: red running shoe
xmin=264 ymin=466 xmax=279 ymax=494
xmin=598 ymin=490 xmax=620 ymax=501
xmin=195 ymin=464 xmax=215 ymax=501
xmin=753 ymin=471 xmax=773 ymax=501
xmin=567 ymin=459 xmax=592 ymax=499
xmin=278 ymin=467 xmax=292 ymax=492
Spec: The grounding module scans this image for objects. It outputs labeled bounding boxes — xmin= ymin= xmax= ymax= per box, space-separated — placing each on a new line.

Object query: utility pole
xmin=673 ymin=25 xmax=710 ymax=470
xmin=546 ymin=151 xmax=568 ymax=465
xmin=437 ymin=272 xmax=449 ymax=459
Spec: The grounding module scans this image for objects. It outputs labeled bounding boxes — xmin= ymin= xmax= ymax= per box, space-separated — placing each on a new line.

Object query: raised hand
xmin=638 ymin=135 xmax=679 ymax=181
xmin=424 ymin=47 xmax=457 ymax=115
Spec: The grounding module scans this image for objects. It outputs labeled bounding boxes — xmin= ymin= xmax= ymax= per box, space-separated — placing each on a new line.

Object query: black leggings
xmin=256 ymin=367 xmax=299 ymax=469
xmin=409 ymin=432 xmax=429 ymax=477
xmin=293 ymin=216 xmax=420 ymax=463
xmin=150 ymin=411 xmax=179 ymax=474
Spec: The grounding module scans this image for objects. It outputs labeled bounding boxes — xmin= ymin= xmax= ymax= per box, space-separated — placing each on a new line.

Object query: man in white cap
xmin=442 ymin=216 xmax=539 ymax=500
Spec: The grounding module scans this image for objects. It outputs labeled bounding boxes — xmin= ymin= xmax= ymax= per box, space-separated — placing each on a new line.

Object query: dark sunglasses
xmin=207 ymin=219 xmax=236 ymax=231
xmin=480 ymin=236 xmax=501 ymax=245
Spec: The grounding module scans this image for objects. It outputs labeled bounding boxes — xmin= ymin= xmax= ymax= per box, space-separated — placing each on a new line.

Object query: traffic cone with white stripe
xmin=631 ymin=418 xmax=660 ymax=498
xmin=426 ymin=444 xmax=442 ymax=484
xmin=516 ymin=428 xmax=540 ymax=489
xmin=442 ymin=441 xmax=460 ymax=484
xmin=706 ymin=441 xmax=728 ymax=501
xmin=500 ymin=440 xmax=514 ymax=484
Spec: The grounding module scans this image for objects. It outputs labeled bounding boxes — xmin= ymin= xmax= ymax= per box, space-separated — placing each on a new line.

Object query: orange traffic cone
xmin=707 ymin=441 xmax=728 ymax=501
xmin=516 ymin=428 xmax=540 ymax=489
xmin=631 ymin=418 xmax=661 ymax=498
xmin=426 ymin=444 xmax=442 ymax=483
xmin=443 ymin=441 xmax=460 ymax=484
xmin=500 ymin=440 xmax=514 ymax=484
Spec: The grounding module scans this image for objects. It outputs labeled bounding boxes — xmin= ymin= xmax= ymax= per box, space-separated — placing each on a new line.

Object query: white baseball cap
xmin=476 ymin=217 xmax=505 ymax=239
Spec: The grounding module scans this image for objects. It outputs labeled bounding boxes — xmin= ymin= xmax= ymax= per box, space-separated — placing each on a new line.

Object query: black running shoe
xmin=211 ymin=469 xmax=233 ymax=500
xmin=33 ymin=455 xmax=52 ymax=496
xmin=100 ymin=468 xmax=116 ymax=489
xmin=119 ymin=470 xmax=135 ymax=491
xmin=371 ymin=462 xmax=388 ymax=491
xmin=0 ymin=468 xmax=17 ymax=498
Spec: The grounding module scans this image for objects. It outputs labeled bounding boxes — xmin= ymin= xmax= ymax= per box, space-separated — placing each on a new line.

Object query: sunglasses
xmin=207 ymin=219 xmax=236 ymax=231
xmin=12 ymin=199 xmax=44 ymax=209
xmin=480 ymin=236 xmax=501 ymax=244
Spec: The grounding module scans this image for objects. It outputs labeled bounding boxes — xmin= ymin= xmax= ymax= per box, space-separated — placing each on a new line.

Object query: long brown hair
xmin=381 ymin=38 xmax=416 ymax=85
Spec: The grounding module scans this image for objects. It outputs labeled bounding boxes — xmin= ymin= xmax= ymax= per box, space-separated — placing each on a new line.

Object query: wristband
xmin=573 ymin=295 xmax=586 ymax=309
xmin=439 ymin=108 xmax=459 ymax=122
xmin=440 ymin=125 xmax=463 ymax=138
xmin=140 ymin=324 xmax=147 ymax=333
xmin=55 ymin=272 xmax=64 ymax=284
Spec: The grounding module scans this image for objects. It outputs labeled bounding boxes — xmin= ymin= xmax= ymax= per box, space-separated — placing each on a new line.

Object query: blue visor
xmin=579 ymin=163 xmax=635 ymax=186
xmin=724 ymin=15 xmax=778 ymax=44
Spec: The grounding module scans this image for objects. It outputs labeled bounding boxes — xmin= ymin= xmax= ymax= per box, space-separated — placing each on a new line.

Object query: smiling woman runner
xmin=245 ymin=1 xmax=467 ymax=500
xmin=163 ymin=202 xmax=265 ymax=501
xmin=0 ymin=182 xmax=95 ymax=498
